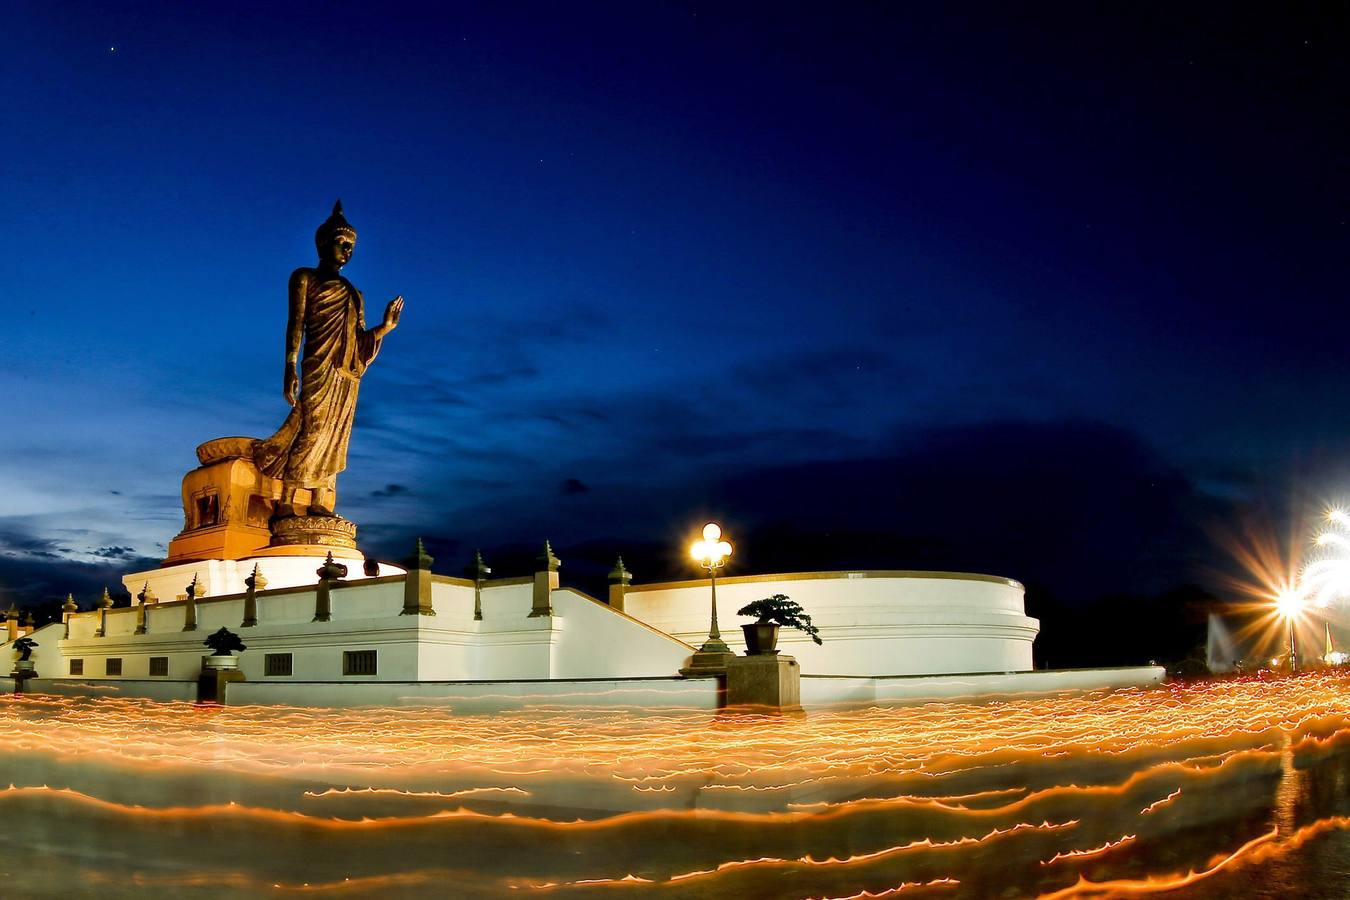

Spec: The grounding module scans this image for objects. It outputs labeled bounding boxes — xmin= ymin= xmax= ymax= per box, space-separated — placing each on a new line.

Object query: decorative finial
xmin=138 ymin=582 xmax=157 ymax=605
xmin=245 ymin=564 xmax=268 ymax=591
xmin=403 ymin=537 xmax=434 ymax=571
xmin=317 ymin=552 xmax=348 ymax=581
xmin=469 ymin=549 xmax=492 ymax=581
xmin=609 ymin=556 xmax=632 ymax=584
xmin=23 ymin=611 xmax=33 ymax=627
xmin=62 ymin=593 xmax=77 ymax=613
xmin=538 ymin=540 xmax=561 ymax=572
xmin=98 ymin=588 xmax=113 ymax=609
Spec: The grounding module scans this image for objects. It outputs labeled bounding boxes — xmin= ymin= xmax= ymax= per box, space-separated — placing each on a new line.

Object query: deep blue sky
xmin=2 ymin=3 xmax=1347 ymax=660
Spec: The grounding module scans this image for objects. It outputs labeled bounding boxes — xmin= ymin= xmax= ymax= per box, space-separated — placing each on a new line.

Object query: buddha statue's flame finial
xmin=315 ymin=199 xmax=357 ymax=248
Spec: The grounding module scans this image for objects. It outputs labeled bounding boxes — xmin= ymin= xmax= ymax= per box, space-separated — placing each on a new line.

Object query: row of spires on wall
xmin=10 ymin=540 xmax=638 ymax=631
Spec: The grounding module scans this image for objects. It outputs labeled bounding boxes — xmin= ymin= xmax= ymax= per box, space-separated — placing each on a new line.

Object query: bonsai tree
xmin=13 ymin=637 xmax=38 ymax=661
xmin=203 ymin=627 xmax=247 ymax=656
xmin=737 ymin=594 xmax=823 ymax=645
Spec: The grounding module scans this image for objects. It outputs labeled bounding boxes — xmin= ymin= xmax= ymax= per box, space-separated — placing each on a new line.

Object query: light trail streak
xmin=814 ymin=878 xmax=962 ymax=899
xmin=303 ymin=785 xmax=532 ymax=800
xmin=1139 ymin=788 xmax=1181 ymax=814
xmin=657 ymin=820 xmax=1078 ymax=885
xmin=5 ymin=674 xmax=1350 ymax=895
xmin=1034 ymin=828 xmax=1280 ymax=897
xmin=1040 ymin=834 xmax=1137 ymax=865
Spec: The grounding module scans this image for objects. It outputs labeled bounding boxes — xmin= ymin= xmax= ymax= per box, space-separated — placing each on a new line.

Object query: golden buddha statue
xmin=253 ymin=201 xmax=403 ymax=521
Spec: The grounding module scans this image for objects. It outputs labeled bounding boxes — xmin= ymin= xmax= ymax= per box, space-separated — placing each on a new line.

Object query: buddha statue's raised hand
xmin=377 ymin=295 xmax=404 ymax=338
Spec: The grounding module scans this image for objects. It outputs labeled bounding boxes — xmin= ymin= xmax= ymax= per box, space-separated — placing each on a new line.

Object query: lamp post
xmin=680 ymin=523 xmax=736 ymax=676
xmin=1276 ymin=589 xmax=1303 ymax=672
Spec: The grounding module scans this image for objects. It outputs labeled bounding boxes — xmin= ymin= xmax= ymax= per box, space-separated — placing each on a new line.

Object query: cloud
xmin=358 ymin=417 xmax=1216 ymax=596
xmin=371 ymin=483 xmax=410 ymax=499
xmin=0 ymin=549 xmax=157 ymax=610
xmin=92 ymin=546 xmax=137 ymax=559
xmin=455 ymin=365 xmax=542 ymax=388
xmin=0 ymin=528 xmax=72 ymax=560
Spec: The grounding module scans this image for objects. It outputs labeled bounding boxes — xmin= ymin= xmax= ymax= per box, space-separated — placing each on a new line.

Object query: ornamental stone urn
xmin=742 ymin=622 xmax=780 ymax=655
xmin=201 ymin=653 xmax=239 ymax=671
xmin=202 ymin=627 xmax=245 ymax=670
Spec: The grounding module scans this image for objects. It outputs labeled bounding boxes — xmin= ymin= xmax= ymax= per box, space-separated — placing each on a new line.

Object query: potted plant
xmin=736 ymin=594 xmax=822 ymax=655
xmin=12 ymin=637 xmax=38 ymax=675
xmin=202 ymin=627 xmax=247 ymax=670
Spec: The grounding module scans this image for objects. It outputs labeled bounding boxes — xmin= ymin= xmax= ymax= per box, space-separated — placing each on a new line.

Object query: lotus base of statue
xmin=270 ymin=514 xmax=358 ymax=550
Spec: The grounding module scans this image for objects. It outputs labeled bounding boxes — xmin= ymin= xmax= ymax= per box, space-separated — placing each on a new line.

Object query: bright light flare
xmin=691 ymin=525 xmax=732 ymax=565
xmin=1274 ymin=589 xmax=1304 ymax=619
xmin=1298 ymin=506 xmax=1350 ymax=616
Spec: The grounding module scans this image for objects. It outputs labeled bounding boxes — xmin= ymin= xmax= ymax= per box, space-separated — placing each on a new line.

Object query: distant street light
xmin=683 ymin=523 xmax=735 ymax=674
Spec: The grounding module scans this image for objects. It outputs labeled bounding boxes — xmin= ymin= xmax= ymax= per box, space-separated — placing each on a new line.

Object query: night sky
xmin=2 ymin=3 xmax=1347 ymax=665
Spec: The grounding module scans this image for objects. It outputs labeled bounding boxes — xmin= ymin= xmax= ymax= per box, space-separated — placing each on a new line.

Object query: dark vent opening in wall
xmin=343 ymin=649 xmax=377 ymax=676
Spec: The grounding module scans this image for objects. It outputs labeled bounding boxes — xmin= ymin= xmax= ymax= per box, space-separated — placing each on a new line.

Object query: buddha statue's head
xmin=315 ymin=199 xmax=357 ymax=270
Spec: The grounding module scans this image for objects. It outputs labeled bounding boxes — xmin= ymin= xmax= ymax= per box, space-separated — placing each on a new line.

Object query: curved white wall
xmin=621 ymin=571 xmax=1038 ymax=676
xmin=25 ymin=571 xmax=1038 ymax=688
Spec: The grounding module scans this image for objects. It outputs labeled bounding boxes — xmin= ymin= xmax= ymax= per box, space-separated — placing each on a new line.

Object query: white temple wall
xmin=475 ymin=581 xmax=536 ymax=621
xmin=412 ymin=581 xmax=480 ymax=680
xmin=410 ymin=587 xmax=695 ymax=681
xmin=547 ymin=590 xmax=693 ymax=679
xmin=43 ymin=578 xmax=697 ymax=688
xmin=623 ymin=572 xmax=1038 ymax=676
xmin=227 ymin=677 xmax=722 ymax=711
xmin=13 ymin=570 xmax=1040 ymax=691
xmin=3 ymin=622 xmax=64 ymax=681
xmin=443 ymin=582 xmax=554 ymax=679
xmin=56 ymin=580 xmax=422 ymax=683
xmin=800 ymin=666 xmax=1167 ymax=707
xmin=428 ymin=580 xmax=478 ymax=619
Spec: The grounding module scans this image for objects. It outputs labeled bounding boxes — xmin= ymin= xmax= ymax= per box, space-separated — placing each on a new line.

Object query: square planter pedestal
xmin=725 ymin=654 xmax=801 ymax=712
xmin=198 ymin=654 xmax=245 ymax=703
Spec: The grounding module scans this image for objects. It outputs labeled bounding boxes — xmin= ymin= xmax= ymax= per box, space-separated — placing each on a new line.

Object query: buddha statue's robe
xmin=254 ymin=273 xmax=382 ymax=488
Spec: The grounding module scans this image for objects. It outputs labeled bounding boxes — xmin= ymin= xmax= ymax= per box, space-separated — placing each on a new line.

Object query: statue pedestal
xmin=166 ymin=438 xmax=314 ymax=564
xmin=267 ymin=515 xmax=358 ymax=551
